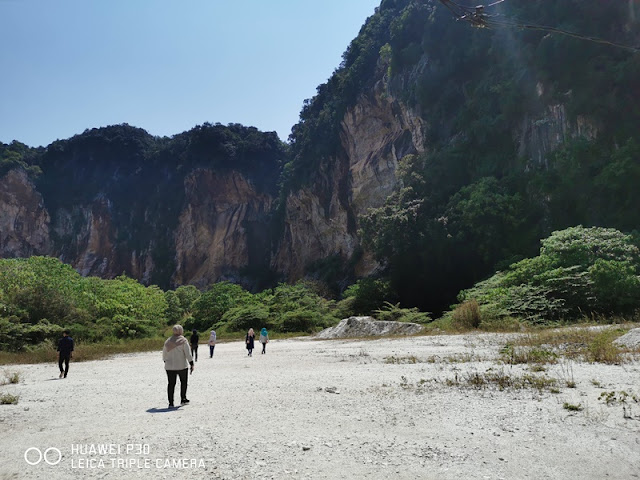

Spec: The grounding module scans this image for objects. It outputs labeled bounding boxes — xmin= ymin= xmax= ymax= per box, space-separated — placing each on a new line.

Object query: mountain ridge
xmin=1 ymin=0 xmax=639 ymax=312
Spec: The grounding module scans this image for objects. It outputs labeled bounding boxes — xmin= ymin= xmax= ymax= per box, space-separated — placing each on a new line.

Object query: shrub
xmin=563 ymin=402 xmax=583 ymax=411
xmin=587 ymin=330 xmax=624 ymax=364
xmin=451 ymin=300 xmax=481 ymax=329
xmin=110 ymin=314 xmax=152 ymax=339
xmin=335 ymin=296 xmax=357 ymax=319
xmin=342 ymin=278 xmax=396 ymax=315
xmin=0 ymin=318 xmax=63 ymax=352
xmin=0 ymin=393 xmax=19 ymax=405
xmin=373 ymin=302 xmax=431 ymax=324
xmin=278 ymin=309 xmax=326 ymax=333
xmin=455 ymin=226 xmax=640 ymax=323
xmin=1 ymin=370 xmax=21 ymax=385
xmin=191 ymin=282 xmax=252 ymax=330
xmin=221 ymin=304 xmax=270 ymax=332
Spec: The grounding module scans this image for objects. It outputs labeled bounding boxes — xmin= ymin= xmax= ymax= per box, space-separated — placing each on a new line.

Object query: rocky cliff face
xmin=0 ymin=170 xmax=50 ymax=258
xmin=52 ymin=196 xmax=118 ymax=278
xmin=0 ymin=90 xmax=605 ymax=290
xmin=173 ymin=168 xmax=273 ymax=287
xmin=517 ymin=100 xmax=599 ymax=168
xmin=0 ymin=123 xmax=286 ymax=288
xmin=0 ymin=165 xmax=274 ymax=289
xmin=2 ymin=2 xmax=630 ymax=291
xmin=273 ymin=79 xmax=426 ymax=279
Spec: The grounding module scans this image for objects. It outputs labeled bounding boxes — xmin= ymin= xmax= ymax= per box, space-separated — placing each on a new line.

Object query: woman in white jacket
xmin=162 ymin=325 xmax=194 ymax=408
xmin=208 ymin=330 xmax=216 ymax=358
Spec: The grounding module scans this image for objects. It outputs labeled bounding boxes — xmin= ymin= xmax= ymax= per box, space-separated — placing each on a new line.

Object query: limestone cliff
xmin=273 ymin=79 xmax=426 ymax=279
xmin=52 ymin=196 xmax=117 ymax=278
xmin=173 ymin=169 xmax=273 ymax=287
xmin=0 ymin=123 xmax=286 ymax=288
xmin=0 ymin=163 xmax=275 ymax=289
xmin=46 ymin=166 xmax=274 ymax=288
xmin=518 ymin=101 xmax=599 ymax=168
xmin=1 ymin=1 xmax=634 ymax=295
xmin=0 ymin=170 xmax=50 ymax=258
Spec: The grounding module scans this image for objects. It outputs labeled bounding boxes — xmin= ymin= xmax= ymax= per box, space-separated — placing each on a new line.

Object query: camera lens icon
xmin=24 ymin=447 xmax=62 ymax=466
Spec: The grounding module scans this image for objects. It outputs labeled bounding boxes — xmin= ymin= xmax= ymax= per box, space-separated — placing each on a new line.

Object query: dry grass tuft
xmin=445 ymin=369 xmax=558 ymax=392
xmin=0 ymin=393 xmax=19 ymax=405
xmin=1 ymin=370 xmax=21 ymax=385
xmin=563 ymin=402 xmax=583 ymax=411
xmin=500 ymin=344 xmax=558 ymax=365
xmin=384 ymin=355 xmax=418 ymax=364
xmin=504 ymin=326 xmax=637 ymax=365
xmin=451 ymin=300 xmax=481 ymax=330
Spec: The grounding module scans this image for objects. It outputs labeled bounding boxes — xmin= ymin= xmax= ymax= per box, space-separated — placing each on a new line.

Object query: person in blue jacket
xmin=259 ymin=327 xmax=269 ymax=354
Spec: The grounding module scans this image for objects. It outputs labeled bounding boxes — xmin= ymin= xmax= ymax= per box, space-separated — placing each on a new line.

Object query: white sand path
xmin=1 ymin=333 xmax=639 ymax=479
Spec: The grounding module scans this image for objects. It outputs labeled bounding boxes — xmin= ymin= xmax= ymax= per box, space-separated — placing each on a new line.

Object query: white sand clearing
xmin=1 ymin=332 xmax=639 ymax=479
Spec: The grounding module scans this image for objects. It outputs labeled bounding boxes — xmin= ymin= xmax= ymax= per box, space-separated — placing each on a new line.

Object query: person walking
xmin=208 ymin=330 xmax=216 ymax=358
xmin=259 ymin=327 xmax=269 ymax=354
xmin=190 ymin=329 xmax=199 ymax=362
xmin=163 ymin=325 xmax=194 ymax=408
xmin=57 ymin=330 xmax=74 ymax=378
xmin=246 ymin=328 xmax=255 ymax=357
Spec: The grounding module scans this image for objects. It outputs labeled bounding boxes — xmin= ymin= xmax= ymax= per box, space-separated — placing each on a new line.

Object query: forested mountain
xmin=0 ymin=123 xmax=286 ymax=289
xmin=1 ymin=0 xmax=639 ymax=314
xmin=279 ymin=0 xmax=640 ymax=313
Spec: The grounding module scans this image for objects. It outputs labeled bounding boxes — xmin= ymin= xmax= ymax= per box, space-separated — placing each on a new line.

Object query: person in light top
xmin=259 ymin=327 xmax=269 ymax=354
xmin=162 ymin=325 xmax=194 ymax=408
xmin=208 ymin=330 xmax=216 ymax=358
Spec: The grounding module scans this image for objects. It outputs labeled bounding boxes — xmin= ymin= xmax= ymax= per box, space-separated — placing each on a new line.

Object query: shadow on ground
xmin=146 ymin=406 xmax=182 ymax=413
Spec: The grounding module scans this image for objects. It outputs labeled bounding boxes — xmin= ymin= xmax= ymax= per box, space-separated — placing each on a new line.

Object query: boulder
xmin=613 ymin=328 xmax=640 ymax=349
xmin=316 ymin=316 xmax=423 ymax=339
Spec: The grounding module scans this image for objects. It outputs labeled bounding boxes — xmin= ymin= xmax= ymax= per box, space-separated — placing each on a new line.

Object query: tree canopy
xmin=457 ymin=226 xmax=640 ymax=323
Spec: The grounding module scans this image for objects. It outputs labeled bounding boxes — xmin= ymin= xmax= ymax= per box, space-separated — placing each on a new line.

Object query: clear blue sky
xmin=0 ymin=0 xmax=381 ymax=147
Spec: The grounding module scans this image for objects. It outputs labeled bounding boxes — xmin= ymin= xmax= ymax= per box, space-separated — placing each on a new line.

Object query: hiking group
xmin=162 ymin=325 xmax=269 ymax=409
xmin=245 ymin=327 xmax=269 ymax=356
xmin=55 ymin=324 xmax=270 ymax=409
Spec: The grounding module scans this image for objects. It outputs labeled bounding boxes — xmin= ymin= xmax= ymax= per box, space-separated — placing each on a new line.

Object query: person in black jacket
xmin=246 ymin=328 xmax=255 ymax=357
xmin=190 ymin=329 xmax=199 ymax=362
xmin=57 ymin=330 xmax=74 ymax=378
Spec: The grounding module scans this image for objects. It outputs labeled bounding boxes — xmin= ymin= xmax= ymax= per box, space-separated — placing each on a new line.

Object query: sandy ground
xmin=1 ymin=332 xmax=639 ymax=480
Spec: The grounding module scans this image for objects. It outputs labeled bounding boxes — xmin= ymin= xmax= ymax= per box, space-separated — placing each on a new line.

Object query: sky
xmin=0 ymin=0 xmax=381 ymax=147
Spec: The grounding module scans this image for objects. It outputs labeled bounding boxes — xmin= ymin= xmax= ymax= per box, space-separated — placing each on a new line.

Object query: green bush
xmin=456 ymin=226 xmax=640 ymax=323
xmin=0 ymin=257 xmax=168 ymax=351
xmin=221 ymin=304 xmax=270 ymax=332
xmin=0 ymin=318 xmax=63 ymax=352
xmin=589 ymin=259 xmax=640 ymax=312
xmin=0 ymin=393 xmax=19 ymax=405
xmin=374 ymin=301 xmax=431 ymax=324
xmin=342 ymin=278 xmax=396 ymax=315
xmin=278 ymin=309 xmax=325 ymax=333
xmin=110 ymin=314 xmax=152 ymax=339
xmin=335 ymin=296 xmax=357 ymax=319
xmin=191 ymin=282 xmax=252 ymax=330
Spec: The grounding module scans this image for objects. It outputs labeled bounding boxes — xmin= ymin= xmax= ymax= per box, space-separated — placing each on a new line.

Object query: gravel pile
xmin=315 ymin=316 xmax=423 ymax=339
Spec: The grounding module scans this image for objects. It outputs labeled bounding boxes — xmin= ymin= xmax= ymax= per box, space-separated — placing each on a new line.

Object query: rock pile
xmin=614 ymin=328 xmax=640 ymax=349
xmin=316 ymin=316 xmax=423 ymax=339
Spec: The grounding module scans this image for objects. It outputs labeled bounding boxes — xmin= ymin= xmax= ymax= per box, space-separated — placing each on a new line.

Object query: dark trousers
xmin=191 ymin=344 xmax=198 ymax=361
xmin=58 ymin=354 xmax=70 ymax=374
xmin=166 ymin=369 xmax=188 ymax=405
xmin=262 ymin=342 xmax=266 ymax=354
xmin=209 ymin=345 xmax=215 ymax=357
